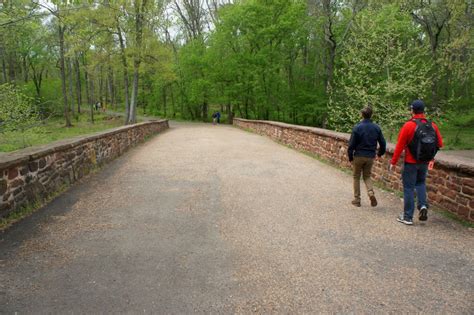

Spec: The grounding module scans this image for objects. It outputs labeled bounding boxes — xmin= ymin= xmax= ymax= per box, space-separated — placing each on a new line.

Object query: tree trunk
xmin=322 ymin=0 xmax=337 ymax=93
xmin=226 ymin=103 xmax=232 ymax=124
xmin=90 ymin=75 xmax=95 ymax=106
xmin=84 ymin=70 xmax=90 ymax=105
xmin=1 ymin=46 xmax=7 ymax=83
xmin=67 ymin=57 xmax=75 ymax=117
xmin=129 ymin=66 xmax=139 ymax=124
xmin=237 ymin=103 xmax=243 ymax=118
xmin=86 ymin=70 xmax=94 ymax=124
xmin=74 ymin=57 xmax=82 ymax=114
xmin=170 ymin=83 xmax=176 ymax=117
xmin=58 ymin=24 xmax=71 ymax=127
xmin=128 ymin=0 xmax=147 ymax=125
xmin=30 ymin=62 xmax=43 ymax=98
xmin=117 ymin=24 xmax=130 ymax=123
xmin=8 ymin=53 xmax=16 ymax=82
xmin=22 ymin=56 xmax=28 ymax=82
xmin=103 ymin=71 xmax=110 ymax=110
xmin=107 ymin=65 xmax=115 ymax=110
xmin=82 ymin=53 xmax=90 ymax=107
xmin=33 ymin=72 xmax=42 ymax=97
xmin=244 ymin=85 xmax=250 ymax=119
xmin=430 ymin=45 xmax=440 ymax=111
xmin=179 ymin=84 xmax=185 ymax=117
xmin=90 ymin=102 xmax=95 ymax=123
xmin=141 ymin=81 xmax=146 ymax=115
xmin=99 ymin=65 xmax=104 ymax=110
xmin=1 ymin=58 xmax=7 ymax=83
xmin=162 ymin=85 xmax=167 ymax=117
xmin=202 ymin=101 xmax=208 ymax=122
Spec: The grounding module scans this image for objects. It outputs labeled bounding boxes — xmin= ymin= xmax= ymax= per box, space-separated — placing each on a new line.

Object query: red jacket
xmin=391 ymin=114 xmax=443 ymax=165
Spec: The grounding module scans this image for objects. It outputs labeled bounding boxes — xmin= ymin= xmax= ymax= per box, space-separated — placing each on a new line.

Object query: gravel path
xmin=0 ymin=122 xmax=473 ymax=313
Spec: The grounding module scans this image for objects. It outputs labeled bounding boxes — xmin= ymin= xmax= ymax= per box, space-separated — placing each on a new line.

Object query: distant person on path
xmin=390 ymin=100 xmax=443 ymax=225
xmin=212 ymin=112 xmax=217 ymax=125
xmin=348 ymin=106 xmax=386 ymax=207
xmin=216 ymin=111 xmax=221 ymax=124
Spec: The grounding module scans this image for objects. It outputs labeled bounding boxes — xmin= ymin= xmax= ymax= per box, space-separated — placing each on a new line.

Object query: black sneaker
xmin=369 ymin=195 xmax=377 ymax=207
xmin=419 ymin=206 xmax=428 ymax=221
xmin=352 ymin=199 xmax=361 ymax=207
xmin=397 ymin=214 xmax=413 ymax=225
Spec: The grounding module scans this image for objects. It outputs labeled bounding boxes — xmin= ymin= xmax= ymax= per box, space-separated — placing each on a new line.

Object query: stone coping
xmin=233 ymin=118 xmax=474 ymax=175
xmin=0 ymin=120 xmax=168 ymax=170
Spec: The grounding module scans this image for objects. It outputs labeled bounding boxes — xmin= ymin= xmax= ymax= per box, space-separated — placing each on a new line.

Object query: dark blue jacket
xmin=348 ymin=119 xmax=386 ymax=161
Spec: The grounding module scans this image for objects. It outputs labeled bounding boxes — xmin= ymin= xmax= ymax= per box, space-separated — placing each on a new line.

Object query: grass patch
xmin=0 ymin=112 xmax=124 ymax=152
xmin=436 ymin=209 xmax=474 ymax=228
xmin=437 ymin=121 xmax=474 ymax=150
xmin=0 ymin=184 xmax=68 ymax=231
xmin=0 ymin=201 xmax=42 ymax=230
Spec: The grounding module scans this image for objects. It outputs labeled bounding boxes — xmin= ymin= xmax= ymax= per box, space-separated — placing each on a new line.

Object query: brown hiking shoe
xmin=370 ymin=195 xmax=377 ymax=207
xmin=352 ymin=200 xmax=361 ymax=207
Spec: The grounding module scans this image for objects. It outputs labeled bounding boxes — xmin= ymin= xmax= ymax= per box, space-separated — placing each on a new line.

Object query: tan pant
xmin=353 ymin=156 xmax=375 ymax=201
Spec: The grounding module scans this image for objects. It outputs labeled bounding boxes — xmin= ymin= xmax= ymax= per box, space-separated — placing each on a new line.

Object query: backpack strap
xmin=411 ymin=118 xmax=422 ymax=132
xmin=411 ymin=118 xmax=432 ymax=130
xmin=411 ymin=118 xmax=431 ymax=124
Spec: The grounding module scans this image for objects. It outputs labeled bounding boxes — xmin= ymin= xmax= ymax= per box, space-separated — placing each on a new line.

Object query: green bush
xmin=0 ymin=83 xmax=42 ymax=132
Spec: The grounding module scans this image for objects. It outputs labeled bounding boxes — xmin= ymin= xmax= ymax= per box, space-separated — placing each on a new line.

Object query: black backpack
xmin=408 ymin=119 xmax=438 ymax=162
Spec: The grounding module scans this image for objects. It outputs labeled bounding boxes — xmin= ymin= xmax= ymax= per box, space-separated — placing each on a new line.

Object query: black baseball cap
xmin=410 ymin=100 xmax=425 ymax=112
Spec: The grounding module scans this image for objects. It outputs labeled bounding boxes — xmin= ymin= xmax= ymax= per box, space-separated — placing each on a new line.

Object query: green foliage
xmin=22 ymin=79 xmax=64 ymax=115
xmin=177 ymin=38 xmax=211 ymax=120
xmin=0 ymin=0 xmax=472 ymax=150
xmin=202 ymin=0 xmax=317 ymax=123
xmin=0 ymin=83 xmax=41 ymax=132
xmin=328 ymin=5 xmax=432 ymax=132
xmin=441 ymin=106 xmax=474 ymax=150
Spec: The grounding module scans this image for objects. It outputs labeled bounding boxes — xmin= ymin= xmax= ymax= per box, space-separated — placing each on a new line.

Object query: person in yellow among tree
xmin=348 ymin=107 xmax=386 ymax=207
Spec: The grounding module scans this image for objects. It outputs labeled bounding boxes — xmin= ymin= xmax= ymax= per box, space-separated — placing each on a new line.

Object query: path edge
xmin=0 ymin=120 xmax=169 ymax=228
xmin=234 ymin=118 xmax=474 ymax=223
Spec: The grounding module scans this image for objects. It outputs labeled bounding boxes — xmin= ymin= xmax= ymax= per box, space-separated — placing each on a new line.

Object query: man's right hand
xmin=389 ymin=164 xmax=395 ymax=172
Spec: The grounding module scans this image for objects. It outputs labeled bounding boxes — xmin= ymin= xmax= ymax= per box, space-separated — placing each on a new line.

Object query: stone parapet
xmin=0 ymin=120 xmax=169 ymax=218
xmin=234 ymin=118 xmax=474 ymax=222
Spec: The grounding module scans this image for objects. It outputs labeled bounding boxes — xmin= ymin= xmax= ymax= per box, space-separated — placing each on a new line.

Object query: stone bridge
xmin=0 ymin=121 xmax=473 ymax=313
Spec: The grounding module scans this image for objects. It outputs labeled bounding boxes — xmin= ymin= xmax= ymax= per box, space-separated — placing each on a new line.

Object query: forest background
xmin=0 ymin=0 xmax=472 ymax=152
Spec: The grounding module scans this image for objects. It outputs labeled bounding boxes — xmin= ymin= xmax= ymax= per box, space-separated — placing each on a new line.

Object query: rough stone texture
xmin=234 ymin=118 xmax=474 ymax=222
xmin=0 ymin=120 xmax=169 ymax=218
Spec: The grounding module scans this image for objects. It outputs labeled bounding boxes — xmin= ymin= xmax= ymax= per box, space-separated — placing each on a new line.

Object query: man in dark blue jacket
xmin=348 ymin=107 xmax=386 ymax=207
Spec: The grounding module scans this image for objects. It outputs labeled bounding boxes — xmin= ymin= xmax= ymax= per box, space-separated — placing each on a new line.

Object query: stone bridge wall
xmin=234 ymin=118 xmax=474 ymax=222
xmin=0 ymin=120 xmax=169 ymax=219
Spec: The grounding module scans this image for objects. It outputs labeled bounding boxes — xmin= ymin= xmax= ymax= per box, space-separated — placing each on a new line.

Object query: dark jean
xmin=402 ymin=163 xmax=428 ymax=220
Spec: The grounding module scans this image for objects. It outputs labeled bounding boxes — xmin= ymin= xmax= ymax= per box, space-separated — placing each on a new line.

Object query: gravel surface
xmin=0 ymin=122 xmax=473 ymax=313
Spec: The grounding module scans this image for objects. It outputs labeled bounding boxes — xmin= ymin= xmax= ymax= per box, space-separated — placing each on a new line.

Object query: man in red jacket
xmin=390 ymin=100 xmax=443 ymax=225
